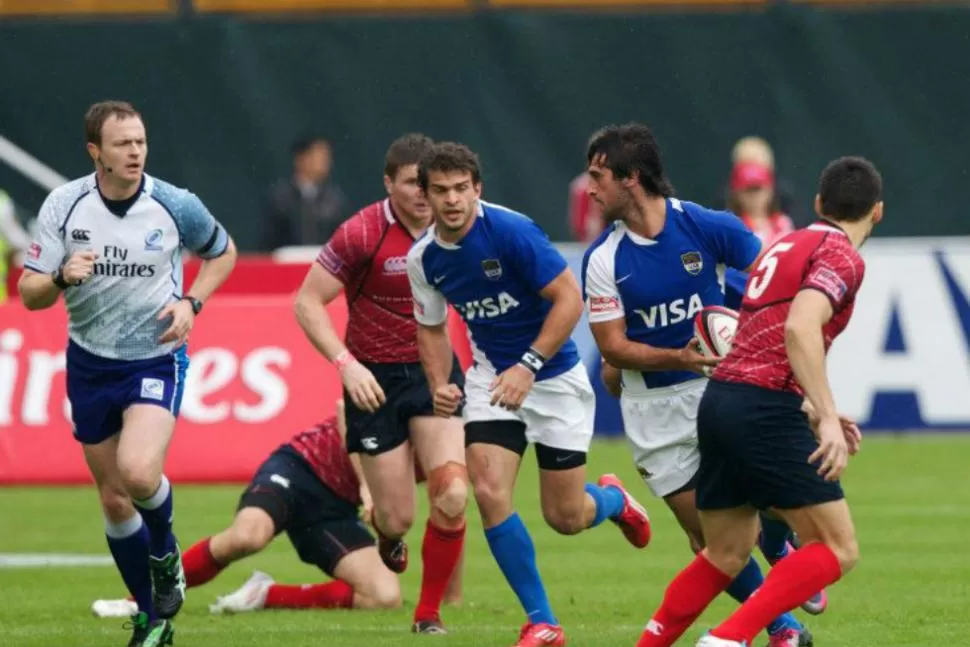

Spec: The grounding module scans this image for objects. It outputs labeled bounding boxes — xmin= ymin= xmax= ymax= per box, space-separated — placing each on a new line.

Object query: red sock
xmin=414 ymin=520 xmax=466 ymax=622
xmin=713 ymin=543 xmax=842 ymax=644
xmin=181 ymin=537 xmax=226 ymax=588
xmin=264 ymin=581 xmax=355 ymax=609
xmin=636 ymin=554 xmax=733 ymax=647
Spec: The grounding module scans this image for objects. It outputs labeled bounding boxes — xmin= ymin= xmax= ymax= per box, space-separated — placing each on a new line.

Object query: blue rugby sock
xmin=484 ymin=513 xmax=557 ymax=626
xmin=759 ymin=514 xmax=793 ymax=562
xmin=134 ymin=475 xmax=177 ymax=559
xmin=106 ymin=514 xmax=156 ymax=621
xmin=584 ymin=483 xmax=625 ymax=527
xmin=726 ymin=556 xmax=802 ymax=636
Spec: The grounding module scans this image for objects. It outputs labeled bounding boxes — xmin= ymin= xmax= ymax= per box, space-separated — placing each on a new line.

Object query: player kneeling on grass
xmin=94 ymin=401 xmax=461 ymax=617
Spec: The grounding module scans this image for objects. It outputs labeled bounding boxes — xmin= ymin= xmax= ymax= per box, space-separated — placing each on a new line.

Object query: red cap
xmin=731 ymin=162 xmax=774 ymax=191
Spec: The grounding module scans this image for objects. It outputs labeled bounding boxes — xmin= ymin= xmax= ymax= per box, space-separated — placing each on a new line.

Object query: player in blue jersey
xmin=581 ymin=124 xmax=814 ymax=647
xmin=18 ymin=101 xmax=237 ymax=647
xmin=408 ymin=142 xmax=651 ymax=647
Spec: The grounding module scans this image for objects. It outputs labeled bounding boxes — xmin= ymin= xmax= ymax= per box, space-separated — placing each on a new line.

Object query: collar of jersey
xmin=433 ymin=201 xmax=484 ymax=250
xmin=93 ymin=173 xmax=150 ymax=216
xmin=617 ymin=198 xmax=683 ymax=246
xmin=808 ymin=220 xmax=848 ymax=237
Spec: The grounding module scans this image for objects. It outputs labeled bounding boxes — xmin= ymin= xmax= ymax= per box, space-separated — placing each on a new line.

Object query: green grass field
xmin=2 ymin=435 xmax=968 ymax=647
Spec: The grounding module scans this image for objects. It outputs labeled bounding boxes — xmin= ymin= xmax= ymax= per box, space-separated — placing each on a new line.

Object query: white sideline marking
xmin=0 ymin=553 xmax=114 ymax=568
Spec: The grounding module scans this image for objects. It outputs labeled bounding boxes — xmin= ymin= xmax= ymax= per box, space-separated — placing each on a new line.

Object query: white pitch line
xmin=0 ymin=553 xmax=115 ymax=568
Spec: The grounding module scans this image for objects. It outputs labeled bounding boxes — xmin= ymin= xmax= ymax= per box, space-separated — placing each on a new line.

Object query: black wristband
xmin=519 ymin=347 xmax=546 ymax=374
xmin=51 ymin=266 xmax=70 ymax=290
xmin=181 ymin=296 xmax=203 ymax=316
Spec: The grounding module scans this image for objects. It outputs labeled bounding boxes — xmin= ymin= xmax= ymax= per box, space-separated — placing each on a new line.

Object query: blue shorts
xmin=695 ymin=379 xmax=845 ymax=511
xmin=66 ymin=340 xmax=189 ymax=445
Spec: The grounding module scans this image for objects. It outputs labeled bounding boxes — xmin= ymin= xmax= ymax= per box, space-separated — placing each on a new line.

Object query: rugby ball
xmin=694 ymin=306 xmax=739 ymax=363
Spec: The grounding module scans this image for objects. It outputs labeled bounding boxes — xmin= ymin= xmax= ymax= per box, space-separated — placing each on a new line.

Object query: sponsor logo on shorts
xmin=414 ymin=299 xmax=425 ymax=316
xmin=589 ymin=296 xmax=620 ymax=313
xmin=140 ymin=378 xmax=165 ymax=401
xmin=809 ymin=266 xmax=848 ymax=301
xmin=270 ymin=473 xmax=291 ymax=489
xmin=361 ymin=437 xmax=379 ymax=451
xmin=27 ymin=242 xmax=41 ymax=260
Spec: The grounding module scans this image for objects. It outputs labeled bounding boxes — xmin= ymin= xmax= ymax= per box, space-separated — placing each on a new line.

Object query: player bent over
xmin=294 ymin=133 xmax=467 ymax=634
xmin=582 ymin=123 xmax=814 ymax=647
xmin=92 ymin=402 xmax=463 ymax=617
xmin=409 ymin=142 xmax=651 ymax=647
xmin=18 ymin=101 xmax=236 ymax=647
xmin=634 ymin=157 xmax=878 ymax=647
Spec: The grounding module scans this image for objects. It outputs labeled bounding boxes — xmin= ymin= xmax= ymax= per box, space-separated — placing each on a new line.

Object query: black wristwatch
xmin=51 ymin=265 xmax=71 ymax=290
xmin=181 ymin=295 xmax=203 ymax=316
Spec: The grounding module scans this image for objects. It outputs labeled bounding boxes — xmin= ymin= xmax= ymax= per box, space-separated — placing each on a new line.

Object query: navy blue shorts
xmin=66 ymin=340 xmax=189 ymax=445
xmin=695 ymin=379 xmax=845 ymax=511
xmin=345 ymin=360 xmax=464 ymax=456
xmin=238 ymin=447 xmax=374 ymax=576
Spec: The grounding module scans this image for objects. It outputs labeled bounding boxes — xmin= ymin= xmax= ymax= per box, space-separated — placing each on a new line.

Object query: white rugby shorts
xmin=621 ymin=377 xmax=707 ymax=498
xmin=463 ymin=362 xmax=595 ymax=453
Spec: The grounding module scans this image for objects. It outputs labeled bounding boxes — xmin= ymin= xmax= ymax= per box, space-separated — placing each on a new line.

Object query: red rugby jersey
xmin=316 ymin=199 xmax=420 ymax=363
xmin=286 ymin=417 xmax=361 ymax=505
xmin=715 ymin=221 xmax=866 ymax=394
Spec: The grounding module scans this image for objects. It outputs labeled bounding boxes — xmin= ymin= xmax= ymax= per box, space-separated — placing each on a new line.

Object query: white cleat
xmin=208 ymin=570 xmax=274 ymax=615
xmin=696 ymin=634 xmax=747 ymax=647
xmin=91 ymin=598 xmax=139 ymax=618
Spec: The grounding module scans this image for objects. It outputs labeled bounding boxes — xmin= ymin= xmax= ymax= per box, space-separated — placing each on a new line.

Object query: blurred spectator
xmin=262 ymin=135 xmax=348 ymax=251
xmin=568 ymin=171 xmax=605 ymax=243
xmin=0 ymin=189 xmax=30 ymax=304
xmin=726 ymin=136 xmax=800 ymax=223
xmin=727 ymin=161 xmax=794 ymax=246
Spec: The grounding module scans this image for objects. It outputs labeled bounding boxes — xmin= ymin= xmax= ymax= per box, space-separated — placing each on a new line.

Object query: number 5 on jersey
xmin=746 ymin=242 xmax=794 ymax=300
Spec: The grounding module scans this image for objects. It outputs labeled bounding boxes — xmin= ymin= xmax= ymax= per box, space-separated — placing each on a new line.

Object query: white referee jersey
xmin=23 ymin=173 xmax=229 ymax=360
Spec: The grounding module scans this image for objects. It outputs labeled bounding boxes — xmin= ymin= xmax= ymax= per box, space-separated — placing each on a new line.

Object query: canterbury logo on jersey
xmin=634 ymin=293 xmax=702 ymax=328
xmin=454 ymin=292 xmax=520 ymax=320
xmin=382 ymin=256 xmax=408 ymax=275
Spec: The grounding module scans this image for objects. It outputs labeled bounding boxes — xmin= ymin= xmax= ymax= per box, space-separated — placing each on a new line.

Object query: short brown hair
xmin=84 ymin=100 xmax=141 ymax=145
xmin=384 ymin=133 xmax=434 ymax=179
xmin=418 ymin=142 xmax=482 ymax=191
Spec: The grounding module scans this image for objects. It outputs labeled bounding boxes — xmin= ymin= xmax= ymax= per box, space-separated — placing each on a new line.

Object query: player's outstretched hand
xmin=62 ymin=250 xmax=98 ymax=285
xmin=157 ymin=299 xmax=195 ymax=345
xmin=809 ymin=416 xmax=849 ymax=481
xmin=678 ymin=337 xmax=720 ymax=376
xmin=489 ymin=364 xmax=535 ymax=412
xmin=433 ymin=384 xmax=463 ymax=418
xmin=341 ymin=362 xmax=386 ymax=413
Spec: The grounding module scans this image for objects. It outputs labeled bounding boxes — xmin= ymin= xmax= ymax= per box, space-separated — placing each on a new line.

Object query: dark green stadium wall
xmin=1 ymin=4 xmax=968 ymax=250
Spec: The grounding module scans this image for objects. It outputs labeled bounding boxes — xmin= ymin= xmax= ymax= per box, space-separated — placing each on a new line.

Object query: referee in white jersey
xmin=18 ymin=101 xmax=237 ymax=647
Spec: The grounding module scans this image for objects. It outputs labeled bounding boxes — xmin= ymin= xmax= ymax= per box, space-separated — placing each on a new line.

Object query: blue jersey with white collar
xmin=408 ymin=201 xmax=581 ymax=381
xmin=582 ymin=198 xmax=761 ymax=392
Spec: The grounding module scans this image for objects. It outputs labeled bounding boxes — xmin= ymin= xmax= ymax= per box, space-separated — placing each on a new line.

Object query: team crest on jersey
xmin=481 ymin=259 xmax=503 ymax=280
xmin=144 ymin=229 xmax=164 ymax=251
xmin=680 ymin=251 xmax=703 ymax=275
